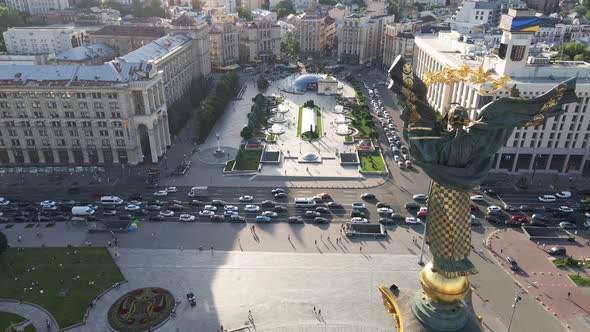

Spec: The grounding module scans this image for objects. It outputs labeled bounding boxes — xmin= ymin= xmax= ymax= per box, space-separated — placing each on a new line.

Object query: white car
xmin=40 ymin=200 xmax=56 ymax=206
xmin=394 ymin=155 xmax=401 ymax=162
xmin=128 ymin=200 xmax=142 ymax=206
xmin=487 ymin=205 xmax=501 ymax=213
xmin=0 ymin=198 xmax=10 ymax=206
xmin=398 ymin=161 xmax=406 ymax=169
xmin=239 ymin=195 xmax=254 ymax=202
xmin=470 ymin=195 xmax=484 ymax=202
xmin=558 ymin=206 xmax=574 ymax=213
xmin=582 ymin=219 xmax=590 ymax=228
xmin=471 ymin=214 xmax=477 ymax=223
xmin=244 ymin=205 xmax=260 ymax=212
xmin=559 ymin=222 xmax=576 ymax=229
xmin=377 ymin=207 xmax=394 ymax=214
xmin=199 ymin=210 xmax=215 ymax=216
xmin=555 ymin=191 xmax=572 ymax=198
xmin=159 ymin=210 xmax=174 ymax=217
xmin=585 ymin=212 xmax=590 ymax=218
xmin=351 ymin=217 xmax=368 ymax=223
xmin=412 ymin=194 xmax=428 ymax=201
xmin=351 ymin=202 xmax=366 ymax=210
xmin=179 ymin=214 xmax=196 ymax=222
xmin=203 ymin=205 xmax=217 ymax=211
xmin=538 ymin=195 xmax=556 ymax=203
xmin=405 ymin=217 xmax=421 ymax=224
xmin=224 ymin=205 xmax=239 ymax=211
xmin=154 ymin=190 xmax=168 ymax=197
xmin=166 ymin=187 xmax=178 ymax=193
xmin=262 ymin=211 xmax=278 ymax=217
xmin=124 ymin=204 xmax=141 ymax=211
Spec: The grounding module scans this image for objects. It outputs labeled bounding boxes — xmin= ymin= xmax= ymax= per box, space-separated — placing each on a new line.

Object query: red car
xmin=314 ymin=193 xmax=332 ymax=201
xmin=209 ymin=215 xmax=225 ymax=221
xmin=511 ymin=214 xmax=528 ymax=223
xmin=470 ymin=204 xmax=480 ymax=211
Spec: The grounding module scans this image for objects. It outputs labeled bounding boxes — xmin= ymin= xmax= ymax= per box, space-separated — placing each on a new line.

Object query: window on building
xmin=62 ymin=102 xmax=72 ymax=109
xmin=26 ymin=139 xmax=35 ymax=146
xmin=116 ymin=139 xmax=125 ymax=146
xmin=95 ymin=112 xmax=105 ymax=118
xmin=64 ymin=111 xmax=75 ymax=118
xmin=101 ymin=139 xmax=110 ymax=146
xmin=92 ymin=93 xmax=102 ymax=99
xmin=8 ymin=129 xmax=17 ymax=137
xmin=23 ymin=129 xmax=33 ymax=136
xmin=84 ymin=129 xmax=93 ymax=137
xmin=76 ymin=92 xmax=86 ymax=99
xmin=99 ymin=130 xmax=109 ymax=137
xmin=39 ymin=129 xmax=48 ymax=136
xmin=66 ymin=121 xmax=76 ymax=127
xmin=94 ymin=102 xmax=103 ymax=109
xmin=47 ymin=101 xmax=57 ymax=109
xmin=498 ymin=43 xmax=507 ymax=59
xmin=79 ymin=102 xmax=88 ymax=109
xmin=57 ymin=139 xmax=66 ymax=146
xmin=111 ymin=112 xmax=121 ymax=118
xmin=11 ymin=139 xmax=20 ymax=146
xmin=510 ymin=45 xmax=526 ymax=61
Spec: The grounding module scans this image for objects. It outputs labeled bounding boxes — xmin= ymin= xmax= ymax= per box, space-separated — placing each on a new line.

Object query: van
xmin=188 ymin=186 xmax=208 ymax=197
xmin=71 ymin=206 xmax=95 ymax=216
xmin=294 ymin=198 xmax=316 ymax=208
xmin=100 ymin=196 xmax=123 ymax=205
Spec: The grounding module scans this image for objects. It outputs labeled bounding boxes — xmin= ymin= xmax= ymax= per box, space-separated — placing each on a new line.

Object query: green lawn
xmin=266 ymin=134 xmax=276 ymax=142
xmin=297 ymin=106 xmax=303 ymax=136
xmin=234 ymin=147 xmax=262 ymax=171
xmin=344 ymin=135 xmax=353 ymax=142
xmin=553 ymin=257 xmax=589 ymax=268
xmin=0 ymin=312 xmax=26 ymax=331
xmin=224 ymin=160 xmax=235 ymax=171
xmin=0 ymin=248 xmax=124 ymax=328
xmin=569 ymin=275 xmax=590 ymax=287
xmin=359 ymin=149 xmax=386 ymax=172
xmin=347 ymin=108 xmax=376 ymax=137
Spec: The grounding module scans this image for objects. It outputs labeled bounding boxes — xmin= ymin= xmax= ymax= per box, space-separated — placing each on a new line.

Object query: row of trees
xmin=196 ymin=72 xmax=240 ymax=142
xmin=274 ymin=0 xmax=296 ymax=19
xmin=553 ymin=42 xmax=590 ymax=62
xmin=241 ymin=94 xmax=269 ymax=140
xmin=167 ymin=75 xmax=208 ymax=136
xmin=257 ymin=77 xmax=269 ymax=91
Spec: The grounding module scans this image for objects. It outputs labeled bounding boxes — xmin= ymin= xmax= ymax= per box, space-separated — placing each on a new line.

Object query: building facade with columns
xmin=0 ymin=62 xmax=170 ymax=166
xmin=337 ymin=12 xmax=395 ymax=65
xmin=209 ymin=23 xmax=239 ymax=68
xmin=412 ymin=9 xmax=590 ymax=175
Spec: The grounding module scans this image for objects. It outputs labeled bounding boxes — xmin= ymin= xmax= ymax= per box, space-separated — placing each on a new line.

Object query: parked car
xmin=223 ymin=205 xmax=239 ymax=211
xmin=529 ymin=219 xmax=546 ymax=227
xmin=149 ymin=215 xmax=165 ymax=221
xmin=271 ymin=188 xmax=285 ymax=194
xmin=230 ymin=215 xmax=246 ymax=223
xmin=555 ymin=191 xmax=572 ymax=198
xmin=159 ymin=210 xmax=174 ymax=217
xmin=261 ymin=200 xmax=276 ymax=207
xmin=470 ymin=204 xmax=480 ymax=212
xmin=405 ymin=202 xmax=420 ymax=209
xmin=519 ymin=205 xmax=533 ymax=212
xmin=288 ymin=216 xmax=304 ymax=224
xmin=179 ymin=214 xmax=196 ymax=222
xmin=351 ymin=217 xmax=368 ymax=223
xmin=165 ymin=187 xmax=178 ymax=193
xmin=504 ymin=219 xmax=521 ymax=227
xmin=223 ymin=211 xmax=239 ymax=216
xmin=558 ymin=206 xmax=574 ymax=213
xmin=315 ymin=206 xmax=329 ymax=213
xmin=361 ymin=193 xmax=376 ymax=200
xmin=511 ymin=214 xmax=528 ymax=222
xmin=376 ymin=202 xmax=391 ymax=208
xmin=168 ymin=204 xmax=183 ymax=211
xmin=198 ymin=210 xmax=215 ymax=216
xmin=203 ymin=205 xmax=217 ymax=211
xmin=274 ymin=205 xmax=288 ymax=213
xmin=378 ymin=207 xmax=394 ymax=215
xmin=531 ymin=213 xmax=548 ymax=222
xmin=350 ymin=209 xmax=365 ymax=218
xmin=503 ymin=204 xmax=518 ymax=212
xmin=379 ymin=218 xmax=395 ymax=225
xmin=103 ymin=209 xmax=117 ymax=216
xmin=305 ymin=211 xmax=321 ymax=218
xmin=262 ymin=211 xmax=278 ymax=217
xmin=244 ymin=205 xmax=260 ymax=212
xmin=274 ymin=193 xmax=288 ymax=199
xmin=189 ymin=200 xmax=205 ymax=206
xmin=154 ymin=190 xmax=168 ymax=197
xmin=351 ymin=202 xmax=366 ymax=210
xmin=390 ymin=213 xmax=404 ymax=220
xmin=210 ymin=215 xmax=225 ymax=222
xmin=470 ymin=215 xmax=481 ymax=226
xmin=211 ymin=200 xmax=226 ymax=206
xmin=314 ymin=193 xmax=332 ymax=201
xmin=470 ymin=195 xmax=484 ymax=201
xmin=487 ymin=206 xmax=501 ymax=213
xmin=327 ymin=202 xmax=343 ymax=209
xmin=119 ymin=214 xmax=134 ymax=220
xmin=405 ymin=217 xmax=421 ymax=224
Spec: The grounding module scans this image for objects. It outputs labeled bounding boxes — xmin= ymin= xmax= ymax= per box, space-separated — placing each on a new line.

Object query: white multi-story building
xmin=413 ymin=9 xmax=590 ymax=175
xmin=251 ymin=8 xmax=278 ymax=22
xmin=337 ymin=11 xmax=395 ymax=65
xmin=293 ymin=12 xmax=336 ymax=59
xmin=209 ymin=23 xmax=239 ymax=67
xmin=450 ymin=0 xmax=498 ymax=33
xmin=3 ymin=26 xmax=87 ymax=56
xmin=382 ymin=23 xmax=415 ymax=71
xmin=238 ymin=20 xmax=281 ymax=63
xmin=5 ymin=0 xmax=69 ymax=15
xmin=0 ymin=62 xmax=170 ymax=165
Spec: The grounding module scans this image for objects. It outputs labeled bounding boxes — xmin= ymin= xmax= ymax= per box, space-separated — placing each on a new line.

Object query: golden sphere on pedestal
xmin=419 ymin=262 xmax=470 ymax=304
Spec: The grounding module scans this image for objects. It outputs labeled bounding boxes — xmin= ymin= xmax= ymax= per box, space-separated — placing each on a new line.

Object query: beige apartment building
xmin=209 ymin=23 xmax=239 ymax=68
xmin=293 ymin=13 xmax=336 ymax=59
xmin=238 ymin=20 xmax=281 ymax=63
xmin=89 ymin=25 xmax=167 ymax=56
xmin=0 ymin=63 xmax=170 ymax=166
xmin=337 ymin=11 xmax=394 ymax=65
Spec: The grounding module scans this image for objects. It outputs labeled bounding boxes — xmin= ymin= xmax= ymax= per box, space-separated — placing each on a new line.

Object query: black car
xmin=230 ymin=215 xmax=246 ymax=223
xmin=261 ymin=200 xmax=276 ymax=207
xmin=271 ymin=188 xmax=285 ymax=194
xmin=24 ymin=206 xmax=39 ymax=212
xmin=327 ymin=202 xmax=343 ymax=209
xmin=288 ymin=216 xmax=304 ymax=223
xmin=361 ymin=193 xmax=376 ymax=200
xmin=405 ymin=202 xmax=420 ymax=209
xmin=211 ymin=200 xmax=226 ymax=206
xmin=168 ymin=200 xmax=183 ymax=206
xmin=390 ymin=213 xmax=404 ymax=220
xmin=146 ymin=205 xmax=161 ymax=211
xmin=376 ymin=202 xmax=391 ymax=208
xmin=315 ymin=207 xmax=329 ymax=214
xmin=305 ymin=211 xmax=320 ymax=218
xmin=147 ymin=200 xmax=162 ymax=206
xmin=578 ymin=188 xmax=590 ymax=195
xmin=128 ymin=193 xmax=143 ymax=201
xmin=485 ymin=214 xmax=505 ymax=223
xmin=379 ymin=217 xmax=395 ymax=225
xmin=149 ymin=215 xmax=165 ymax=221
xmin=547 ymin=246 xmax=566 ymax=256
xmin=351 ymin=209 xmax=365 ymax=218
xmin=274 ymin=193 xmax=288 ymax=199
xmin=507 ymin=257 xmax=519 ymax=271
xmin=519 ymin=205 xmax=533 ymax=212
xmin=119 ymin=214 xmax=134 ymax=220
xmin=274 ymin=205 xmax=288 ymax=213
xmin=189 ymin=200 xmax=205 ymax=206
xmin=484 ymin=189 xmax=499 ymax=196
xmin=134 ymin=209 xmax=148 ymax=216
xmin=313 ymin=217 xmax=328 ymax=224
xmin=168 ymin=204 xmax=184 ymax=211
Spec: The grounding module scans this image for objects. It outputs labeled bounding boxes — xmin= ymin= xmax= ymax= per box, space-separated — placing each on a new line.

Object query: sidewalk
xmin=0 ymin=300 xmax=58 ymax=332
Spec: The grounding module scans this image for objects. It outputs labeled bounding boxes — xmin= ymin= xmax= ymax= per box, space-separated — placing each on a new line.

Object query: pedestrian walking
xmin=315 ymin=240 xmax=317 ymax=245
xmin=151 ymin=232 xmax=156 ymax=237
xmin=318 ymin=309 xmax=321 ymax=316
xmin=313 ymin=306 xmax=316 ymax=313
xmin=287 ymin=234 xmax=290 ymax=241
xmin=360 ymin=246 xmax=362 ymax=252
xmin=108 ymin=241 xmax=112 ymax=247
xmin=568 ymin=292 xmax=571 ymax=298
xmin=327 ymin=236 xmax=330 ymax=241
xmin=500 ymin=249 xmax=503 ymax=254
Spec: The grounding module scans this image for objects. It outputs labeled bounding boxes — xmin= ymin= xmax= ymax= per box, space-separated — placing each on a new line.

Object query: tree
xmin=274 ymin=0 xmax=296 ymax=19
xmin=573 ymin=5 xmax=588 ymax=16
xmin=237 ymin=6 xmax=252 ymax=20
xmin=190 ymin=75 xmax=208 ymax=107
xmin=0 ymin=231 xmax=8 ymax=256
xmin=257 ymin=77 xmax=269 ymax=91
xmin=282 ymin=31 xmax=299 ymax=56
xmin=556 ymin=42 xmax=589 ymax=61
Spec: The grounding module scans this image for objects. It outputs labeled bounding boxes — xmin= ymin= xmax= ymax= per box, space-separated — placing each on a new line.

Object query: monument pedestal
xmin=385 ymin=288 xmax=483 ymax=332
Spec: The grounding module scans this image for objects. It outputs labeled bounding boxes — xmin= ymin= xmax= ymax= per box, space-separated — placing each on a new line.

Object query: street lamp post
xmin=507 ymin=290 xmax=522 ymax=332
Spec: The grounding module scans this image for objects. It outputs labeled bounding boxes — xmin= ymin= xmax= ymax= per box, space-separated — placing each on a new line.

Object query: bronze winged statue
xmin=388 ymin=55 xmax=577 ymax=277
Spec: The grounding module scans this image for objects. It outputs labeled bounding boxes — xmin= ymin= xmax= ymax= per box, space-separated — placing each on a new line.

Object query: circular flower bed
xmin=107 ymin=287 xmax=174 ymax=332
